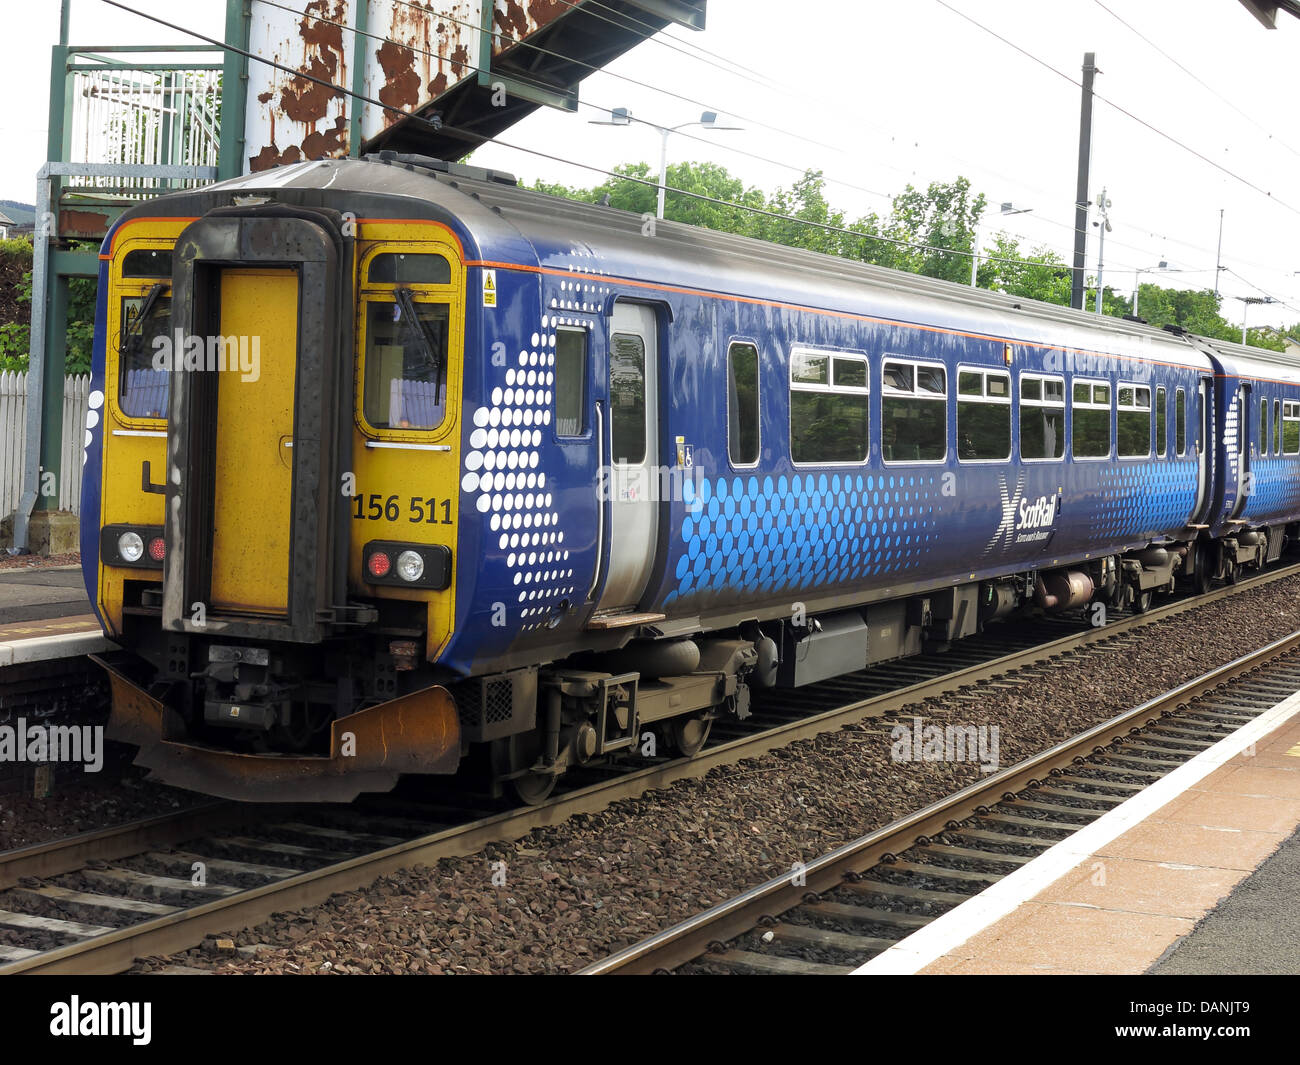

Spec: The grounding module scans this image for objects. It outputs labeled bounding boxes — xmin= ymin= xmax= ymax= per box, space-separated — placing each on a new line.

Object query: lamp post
xmin=1235 ymin=295 xmax=1277 ymax=345
xmin=588 ymin=108 xmax=743 ymax=219
xmin=970 ymin=202 xmax=1033 ymax=287
xmin=1132 ymin=261 xmax=1168 ymax=317
xmin=1093 ymin=188 xmax=1112 ymax=313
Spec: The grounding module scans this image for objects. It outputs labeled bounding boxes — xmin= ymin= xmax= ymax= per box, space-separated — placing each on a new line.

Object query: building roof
xmin=0 ymin=210 xmax=15 ymax=226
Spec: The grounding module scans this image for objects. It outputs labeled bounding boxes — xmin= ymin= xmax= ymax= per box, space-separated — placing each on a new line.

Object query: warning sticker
xmin=482 ymin=269 xmax=497 ymax=307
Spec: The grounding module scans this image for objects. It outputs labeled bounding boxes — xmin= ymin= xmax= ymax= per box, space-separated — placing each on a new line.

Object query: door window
xmin=610 ymin=332 xmax=647 ymax=464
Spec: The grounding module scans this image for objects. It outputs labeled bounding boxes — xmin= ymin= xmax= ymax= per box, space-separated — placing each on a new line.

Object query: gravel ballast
xmin=0 ymin=769 xmax=206 ymax=851
xmin=116 ymin=573 xmax=1300 ymax=974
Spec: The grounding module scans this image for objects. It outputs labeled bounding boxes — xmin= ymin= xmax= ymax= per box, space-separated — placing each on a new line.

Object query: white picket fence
xmin=0 ymin=372 xmax=92 ymax=516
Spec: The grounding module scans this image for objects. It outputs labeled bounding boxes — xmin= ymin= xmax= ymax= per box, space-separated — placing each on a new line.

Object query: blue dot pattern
xmin=1093 ymin=462 xmax=1199 ymax=540
xmin=1245 ymin=458 xmax=1300 ymax=520
xmin=664 ymin=473 xmax=941 ymax=607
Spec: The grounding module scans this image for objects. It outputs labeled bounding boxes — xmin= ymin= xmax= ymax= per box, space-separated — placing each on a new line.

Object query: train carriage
xmin=81 ymin=153 xmax=1300 ymax=802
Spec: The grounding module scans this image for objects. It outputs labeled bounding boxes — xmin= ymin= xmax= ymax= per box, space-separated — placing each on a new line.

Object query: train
xmin=81 ymin=151 xmax=1300 ymax=803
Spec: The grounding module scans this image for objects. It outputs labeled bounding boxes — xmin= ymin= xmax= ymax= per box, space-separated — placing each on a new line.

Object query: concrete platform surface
xmin=1151 ymin=820 xmax=1300 ymax=975
xmin=0 ymin=567 xmax=92 ymax=625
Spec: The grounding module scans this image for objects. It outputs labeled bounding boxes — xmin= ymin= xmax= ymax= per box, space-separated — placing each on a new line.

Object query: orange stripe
xmin=464 ymin=258 xmax=1300 ymax=389
xmin=99 ymin=216 xmax=200 ymax=259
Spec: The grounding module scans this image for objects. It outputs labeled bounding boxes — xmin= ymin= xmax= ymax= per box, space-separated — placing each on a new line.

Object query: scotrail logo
xmin=1015 ymin=493 xmax=1059 ymax=543
xmin=151 ymin=329 xmax=260 ymax=382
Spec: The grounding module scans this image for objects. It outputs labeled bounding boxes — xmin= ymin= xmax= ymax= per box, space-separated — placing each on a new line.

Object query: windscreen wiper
xmin=119 ymin=282 xmax=166 ymax=355
xmin=394 ymin=286 xmax=444 ymax=406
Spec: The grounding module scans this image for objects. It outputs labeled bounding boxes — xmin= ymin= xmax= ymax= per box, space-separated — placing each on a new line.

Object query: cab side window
xmin=361 ymin=252 xmax=451 ymax=432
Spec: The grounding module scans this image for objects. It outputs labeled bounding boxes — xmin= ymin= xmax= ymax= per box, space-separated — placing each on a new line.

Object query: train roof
xmin=160 ymin=155 xmax=1300 ymax=381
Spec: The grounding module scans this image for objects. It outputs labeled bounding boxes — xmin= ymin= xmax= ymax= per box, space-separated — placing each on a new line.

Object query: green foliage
xmin=881 ymin=177 xmax=986 ymax=284
xmin=0 ymin=237 xmax=96 ymax=374
xmin=0 ymin=322 xmax=29 ymax=371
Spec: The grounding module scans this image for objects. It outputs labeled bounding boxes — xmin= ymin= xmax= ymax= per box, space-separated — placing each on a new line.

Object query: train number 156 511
xmin=351 ymin=493 xmax=452 ymax=524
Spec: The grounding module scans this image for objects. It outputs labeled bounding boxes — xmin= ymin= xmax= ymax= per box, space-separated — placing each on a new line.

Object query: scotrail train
xmin=81 ymin=152 xmax=1300 ymax=802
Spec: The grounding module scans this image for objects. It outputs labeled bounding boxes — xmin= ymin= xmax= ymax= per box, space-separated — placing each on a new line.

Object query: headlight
xmin=362 ymin=542 xmax=452 ymax=590
xmin=396 ymin=550 xmax=425 ymax=582
xmin=118 ymin=531 xmax=144 ymax=563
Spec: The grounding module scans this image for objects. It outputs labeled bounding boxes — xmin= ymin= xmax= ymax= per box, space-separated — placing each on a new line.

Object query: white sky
xmin=4 ymin=0 xmax=1300 ymax=328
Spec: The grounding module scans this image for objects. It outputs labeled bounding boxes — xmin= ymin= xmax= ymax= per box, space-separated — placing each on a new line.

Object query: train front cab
xmin=91 ymin=207 xmax=468 ymax=801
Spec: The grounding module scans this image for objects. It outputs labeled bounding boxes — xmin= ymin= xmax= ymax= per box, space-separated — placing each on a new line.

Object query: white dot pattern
xmin=549 ymin=246 xmax=612 ymax=313
xmin=465 ymin=311 xmax=587 ymax=632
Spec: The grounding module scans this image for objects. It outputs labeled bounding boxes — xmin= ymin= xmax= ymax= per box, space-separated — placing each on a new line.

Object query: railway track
xmin=577 ymin=629 xmax=1300 ymax=974
xmin=1 ymin=562 xmax=1297 ymax=974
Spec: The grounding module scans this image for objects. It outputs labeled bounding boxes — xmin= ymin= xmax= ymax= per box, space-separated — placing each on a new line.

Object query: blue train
xmin=82 ymin=153 xmax=1300 ymax=802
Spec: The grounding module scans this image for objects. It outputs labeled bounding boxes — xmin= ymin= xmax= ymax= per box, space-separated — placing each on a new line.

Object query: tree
xmin=531 ymin=162 xmax=1294 ymax=353
xmin=880 ymin=177 xmax=986 ymax=284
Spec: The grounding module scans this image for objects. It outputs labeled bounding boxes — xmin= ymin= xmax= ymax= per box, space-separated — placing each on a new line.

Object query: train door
xmin=209 ymin=268 xmax=298 ymax=614
xmin=596 ymin=302 xmax=659 ymax=612
xmin=1229 ymin=384 xmax=1251 ymax=519
xmin=1192 ymin=376 xmax=1212 ymax=523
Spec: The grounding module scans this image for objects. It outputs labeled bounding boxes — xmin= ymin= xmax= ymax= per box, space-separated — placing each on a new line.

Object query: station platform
xmin=855 ymin=686 xmax=1300 ymax=976
xmin=0 ymin=567 xmax=109 ymax=663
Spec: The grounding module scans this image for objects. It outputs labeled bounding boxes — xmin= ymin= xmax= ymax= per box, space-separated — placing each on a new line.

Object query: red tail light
xmin=147 ymin=537 xmax=166 ymax=563
xmin=367 ymin=551 xmax=392 ymax=578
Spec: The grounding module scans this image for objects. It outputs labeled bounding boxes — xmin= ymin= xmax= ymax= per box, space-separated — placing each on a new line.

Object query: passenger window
xmin=1275 ymin=399 xmax=1282 ymax=455
xmin=610 ymin=333 xmax=647 ymax=464
xmin=790 ymin=348 xmax=868 ymax=464
xmin=1021 ymin=374 xmax=1065 ymax=460
xmin=1072 ymin=377 xmax=1111 ymax=458
xmin=118 ymin=289 xmax=172 ymax=419
xmin=957 ymin=367 xmax=1010 ymax=461
xmin=362 ymin=299 xmax=449 ymax=430
xmin=1285 ymin=401 xmax=1300 ymax=456
xmin=1261 ymin=398 xmax=1269 ymax=455
xmin=1175 ymin=389 xmax=1186 ymax=455
xmin=1156 ymin=387 xmax=1167 ymax=458
xmin=882 ymin=359 xmax=946 ymax=462
xmin=1117 ymin=383 xmax=1151 ymax=458
xmin=728 ymin=341 xmax=760 ymax=466
xmin=555 ymin=327 xmax=587 ymax=437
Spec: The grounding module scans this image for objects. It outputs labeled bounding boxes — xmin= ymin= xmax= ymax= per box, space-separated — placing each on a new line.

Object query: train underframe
xmin=102 ymin=524 xmax=1295 ymax=803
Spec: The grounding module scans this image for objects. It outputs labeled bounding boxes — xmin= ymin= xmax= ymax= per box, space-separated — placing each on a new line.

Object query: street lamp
xmin=1092 ymin=188 xmax=1113 ymax=314
xmin=588 ymin=107 xmax=744 ymax=219
xmin=1234 ymin=295 xmax=1277 ymax=345
xmin=1132 ymin=261 xmax=1168 ymax=317
xmin=970 ymin=202 xmax=1034 ymax=287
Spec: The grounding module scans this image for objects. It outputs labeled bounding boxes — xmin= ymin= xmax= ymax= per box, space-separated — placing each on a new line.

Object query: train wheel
xmin=671 ymin=714 xmax=713 ymax=758
xmin=1225 ymin=562 xmax=1240 ymax=585
xmin=1133 ymin=589 xmax=1153 ymax=613
xmin=1194 ymin=546 xmax=1213 ymax=595
xmin=511 ymin=770 xmax=557 ymax=806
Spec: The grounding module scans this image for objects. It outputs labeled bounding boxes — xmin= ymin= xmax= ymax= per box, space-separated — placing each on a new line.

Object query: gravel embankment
xmin=130 ymin=575 xmax=1300 ymax=974
xmin=0 ymin=768 xmax=205 ymax=851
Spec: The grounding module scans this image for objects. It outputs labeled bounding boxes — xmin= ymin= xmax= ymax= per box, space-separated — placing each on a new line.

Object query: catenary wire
xmin=95 ymin=0 xmax=1296 ymax=300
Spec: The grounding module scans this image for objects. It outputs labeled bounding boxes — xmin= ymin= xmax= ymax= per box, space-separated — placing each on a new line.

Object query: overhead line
xmin=95 ymin=1 xmax=1284 ymax=294
xmin=933 ymin=0 xmax=1300 ymax=220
